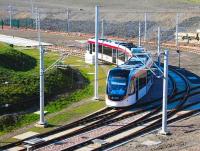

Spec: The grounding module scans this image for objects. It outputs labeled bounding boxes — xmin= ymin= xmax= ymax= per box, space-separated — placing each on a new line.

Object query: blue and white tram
xmin=106 ymin=52 xmax=154 ymax=107
xmin=84 ymin=37 xmax=154 ymax=107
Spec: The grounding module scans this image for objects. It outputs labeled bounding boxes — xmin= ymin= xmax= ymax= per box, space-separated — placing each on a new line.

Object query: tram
xmin=85 ymin=38 xmax=136 ymax=64
xmin=85 ymin=38 xmax=154 ymax=107
xmin=106 ymin=53 xmax=154 ymax=107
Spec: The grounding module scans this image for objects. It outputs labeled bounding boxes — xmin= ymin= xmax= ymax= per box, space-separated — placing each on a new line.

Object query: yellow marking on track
xmin=6 ymin=146 xmax=25 ymax=151
xmin=13 ymin=131 xmax=39 ymax=140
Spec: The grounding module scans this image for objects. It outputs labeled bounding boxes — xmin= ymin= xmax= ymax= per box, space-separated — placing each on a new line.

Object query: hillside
xmin=0 ymin=0 xmax=199 ymax=12
xmin=0 ymin=43 xmax=88 ymax=114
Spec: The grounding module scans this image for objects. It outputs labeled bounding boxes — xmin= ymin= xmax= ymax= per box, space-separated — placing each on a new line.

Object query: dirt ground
xmin=0 ymin=0 xmax=199 ymax=13
xmin=113 ymin=114 xmax=200 ymax=151
xmin=0 ymin=1 xmax=200 ymax=39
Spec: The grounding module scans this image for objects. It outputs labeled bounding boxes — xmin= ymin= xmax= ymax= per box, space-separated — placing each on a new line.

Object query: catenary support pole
xmin=35 ymin=8 xmax=38 ymax=30
xmin=37 ymin=9 xmax=46 ymax=126
xmin=8 ymin=5 xmax=12 ymax=28
xmin=66 ymin=8 xmax=70 ymax=32
xmin=144 ymin=13 xmax=147 ymax=42
xmin=160 ymin=50 xmax=169 ymax=135
xmin=94 ymin=5 xmax=99 ymax=100
xmin=176 ymin=13 xmax=181 ymax=68
xmin=176 ymin=13 xmax=179 ymax=48
xmin=101 ymin=19 xmax=104 ymax=39
xmin=30 ymin=0 xmax=34 ymax=17
xmin=178 ymin=50 xmax=180 ymax=68
xmin=157 ymin=26 xmax=161 ymax=66
xmin=138 ymin=21 xmax=141 ymax=47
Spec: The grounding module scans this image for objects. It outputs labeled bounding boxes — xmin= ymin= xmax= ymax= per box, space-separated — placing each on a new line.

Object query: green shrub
xmin=0 ymin=44 xmax=88 ymax=113
xmin=0 ymin=114 xmax=19 ymax=131
xmin=0 ymin=46 xmax=36 ymax=71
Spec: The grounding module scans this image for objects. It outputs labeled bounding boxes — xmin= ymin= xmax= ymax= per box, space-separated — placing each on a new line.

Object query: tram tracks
xmin=92 ymin=98 xmax=200 ymax=151
xmin=54 ymin=68 xmax=198 ymax=151
xmin=84 ymin=67 xmax=198 ymax=151
xmin=0 ymin=107 xmax=113 ymax=150
xmin=2 ymin=67 xmax=200 ymax=151
xmin=0 ymin=69 xmax=177 ymax=151
xmin=18 ymin=104 xmax=165 ymax=151
xmin=0 ymin=101 xmax=163 ymax=151
xmin=24 ymin=69 xmax=179 ymax=150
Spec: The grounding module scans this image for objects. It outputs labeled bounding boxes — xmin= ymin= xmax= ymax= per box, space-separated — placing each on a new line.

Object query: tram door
xmin=88 ymin=44 xmax=92 ymax=54
xmin=112 ymin=49 xmax=117 ymax=63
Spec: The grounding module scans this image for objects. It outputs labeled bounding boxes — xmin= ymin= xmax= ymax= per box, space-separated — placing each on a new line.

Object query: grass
xmin=43 ymin=55 xmax=112 ymax=114
xmin=63 ymin=56 xmax=114 ymax=94
xmin=0 ymin=44 xmax=112 ymax=142
xmin=0 ymin=43 xmax=62 ymax=106
xmin=31 ymin=101 xmax=105 ymax=133
xmin=0 ymin=101 xmax=105 ymax=146
xmin=0 ymin=43 xmax=85 ymax=132
xmin=183 ymin=0 xmax=200 ymax=3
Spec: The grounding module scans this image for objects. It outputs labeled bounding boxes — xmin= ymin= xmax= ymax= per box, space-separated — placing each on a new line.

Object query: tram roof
xmin=88 ymin=38 xmax=137 ymax=47
xmin=111 ymin=51 xmax=151 ymax=72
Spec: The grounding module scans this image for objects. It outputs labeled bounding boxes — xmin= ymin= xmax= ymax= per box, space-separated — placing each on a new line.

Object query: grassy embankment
xmin=0 ymin=43 xmax=111 ymax=139
xmin=183 ymin=0 xmax=200 ymax=3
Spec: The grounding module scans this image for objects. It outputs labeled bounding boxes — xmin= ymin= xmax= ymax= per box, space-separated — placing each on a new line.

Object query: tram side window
xmin=89 ymin=43 xmax=92 ymax=54
xmin=135 ymin=78 xmax=139 ymax=92
xmin=129 ymin=79 xmax=135 ymax=95
xmin=113 ymin=49 xmax=117 ymax=56
xmin=103 ymin=46 xmax=112 ymax=56
xmin=92 ymin=44 xmax=95 ymax=52
xmin=99 ymin=44 xmax=102 ymax=53
xmin=118 ymin=52 xmax=125 ymax=62
xmin=139 ymin=73 xmax=147 ymax=89
xmin=147 ymin=71 xmax=152 ymax=82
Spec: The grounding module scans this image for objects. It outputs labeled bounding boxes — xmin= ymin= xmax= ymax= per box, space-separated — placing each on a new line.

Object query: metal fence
xmin=0 ymin=6 xmax=200 ymax=49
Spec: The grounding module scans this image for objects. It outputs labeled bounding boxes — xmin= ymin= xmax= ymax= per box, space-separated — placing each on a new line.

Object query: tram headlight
xmin=108 ymin=95 xmax=125 ymax=101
